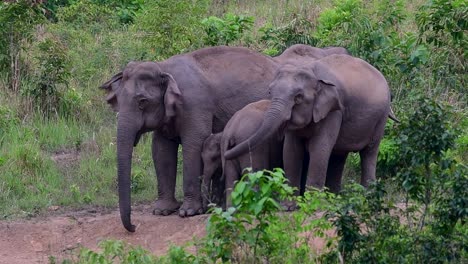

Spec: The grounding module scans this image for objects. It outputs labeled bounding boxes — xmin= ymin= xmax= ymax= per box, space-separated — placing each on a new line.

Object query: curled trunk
xmin=224 ymin=99 xmax=291 ymax=160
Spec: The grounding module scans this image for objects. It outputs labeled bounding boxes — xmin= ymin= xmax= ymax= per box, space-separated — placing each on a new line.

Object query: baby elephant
xmin=201 ymin=100 xmax=283 ymax=209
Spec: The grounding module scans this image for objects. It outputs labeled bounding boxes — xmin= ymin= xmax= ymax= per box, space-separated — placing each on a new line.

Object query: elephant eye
xmin=138 ymin=97 xmax=148 ymax=110
xmin=294 ymin=94 xmax=304 ymax=104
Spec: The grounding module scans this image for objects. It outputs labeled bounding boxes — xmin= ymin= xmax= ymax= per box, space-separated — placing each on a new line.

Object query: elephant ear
xmin=161 ymin=73 xmax=183 ymax=122
xmin=312 ymin=79 xmax=343 ymax=123
xmin=99 ymin=62 xmax=140 ymax=112
xmin=100 ymin=72 xmax=123 ymax=112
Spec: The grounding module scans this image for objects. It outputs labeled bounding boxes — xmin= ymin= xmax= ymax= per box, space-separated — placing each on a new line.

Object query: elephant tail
xmin=388 ymin=106 xmax=400 ymax=123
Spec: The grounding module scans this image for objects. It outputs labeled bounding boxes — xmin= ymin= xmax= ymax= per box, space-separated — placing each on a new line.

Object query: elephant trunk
xmin=116 ymin=113 xmax=140 ymax=232
xmin=225 ymin=99 xmax=291 ymax=160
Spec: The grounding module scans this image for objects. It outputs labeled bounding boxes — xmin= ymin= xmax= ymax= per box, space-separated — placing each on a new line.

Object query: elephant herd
xmin=100 ymin=44 xmax=397 ymax=232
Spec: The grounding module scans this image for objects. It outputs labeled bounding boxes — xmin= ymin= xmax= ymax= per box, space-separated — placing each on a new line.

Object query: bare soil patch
xmin=0 ymin=205 xmax=209 ymax=264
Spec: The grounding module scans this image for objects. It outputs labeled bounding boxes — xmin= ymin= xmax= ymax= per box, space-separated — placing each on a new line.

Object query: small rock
xmin=48 ymin=206 xmax=60 ymax=211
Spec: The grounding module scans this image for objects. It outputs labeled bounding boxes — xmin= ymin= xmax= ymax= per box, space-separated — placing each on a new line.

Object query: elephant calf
xmin=201 ymin=100 xmax=283 ymax=208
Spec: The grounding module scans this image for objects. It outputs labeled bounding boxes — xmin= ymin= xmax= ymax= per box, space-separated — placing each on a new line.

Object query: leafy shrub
xmin=202 ymin=13 xmax=254 ymax=46
xmin=0 ymin=1 xmax=44 ymax=90
xmin=114 ymin=0 xmax=144 ymax=24
xmin=417 ymin=0 xmax=467 ymax=50
xmin=135 ymin=0 xmax=209 ymax=59
xmin=77 ymin=240 xmax=157 ymax=264
xmin=57 ymin=0 xmax=118 ymax=30
xmin=260 ymin=16 xmax=316 ymax=56
xmin=324 ymin=95 xmax=466 ymax=263
xmin=202 ymin=169 xmax=295 ymax=262
xmin=0 ymin=106 xmax=19 ymax=144
xmin=21 ymin=37 xmax=76 ymax=118
xmin=416 ymin=0 xmax=467 ymax=95
xmin=395 ymin=96 xmax=457 ymax=202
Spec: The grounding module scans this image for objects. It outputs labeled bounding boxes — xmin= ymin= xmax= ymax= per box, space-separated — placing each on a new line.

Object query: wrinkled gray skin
xmin=201 ymin=100 xmax=283 ymax=209
xmin=225 ymin=54 xmax=393 ymax=203
xmin=274 ymin=44 xmax=350 ymax=65
xmin=100 ymin=46 xmax=278 ymax=232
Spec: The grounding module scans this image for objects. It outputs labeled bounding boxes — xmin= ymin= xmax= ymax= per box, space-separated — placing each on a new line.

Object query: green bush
xmin=57 ymin=0 xmax=118 ymax=30
xmin=21 ymin=37 xmax=72 ymax=118
xmin=0 ymin=1 xmax=44 ymax=91
xmin=260 ymin=16 xmax=316 ymax=56
xmin=202 ymin=13 xmax=254 ymax=46
xmin=134 ymin=0 xmax=209 ymax=59
xmin=416 ymin=0 xmax=467 ymax=95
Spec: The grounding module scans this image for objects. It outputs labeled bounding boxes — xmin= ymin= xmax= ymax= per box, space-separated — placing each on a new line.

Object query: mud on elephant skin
xmin=100 ymin=46 xmax=278 ymax=232
xmin=226 ymin=54 xmax=395 ymax=196
xmin=201 ymin=100 xmax=283 ymax=209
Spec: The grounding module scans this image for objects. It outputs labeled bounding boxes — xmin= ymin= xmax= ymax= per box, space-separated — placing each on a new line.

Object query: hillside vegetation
xmin=0 ymin=0 xmax=466 ymax=263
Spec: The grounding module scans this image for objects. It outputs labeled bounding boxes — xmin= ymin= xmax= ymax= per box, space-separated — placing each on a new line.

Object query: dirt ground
xmin=0 ymin=204 xmax=333 ymax=264
xmin=0 ymin=204 xmax=209 ymax=264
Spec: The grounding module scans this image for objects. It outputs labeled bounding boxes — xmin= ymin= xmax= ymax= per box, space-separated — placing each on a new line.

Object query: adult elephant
xmin=225 ymin=54 xmax=395 ymax=197
xmin=100 ymin=46 xmax=278 ymax=232
xmin=273 ymin=44 xmax=350 ymax=65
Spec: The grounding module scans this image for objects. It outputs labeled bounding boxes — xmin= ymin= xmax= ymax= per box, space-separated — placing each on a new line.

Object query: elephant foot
xmin=179 ymin=199 xmax=204 ymax=217
xmin=153 ymin=198 xmax=181 ymax=216
xmin=281 ymin=200 xmax=298 ymax=211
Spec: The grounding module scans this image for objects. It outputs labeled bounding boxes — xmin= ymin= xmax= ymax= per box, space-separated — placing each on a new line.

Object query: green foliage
xmin=113 ymin=0 xmax=145 ymax=25
xmin=315 ymin=0 xmax=425 ymax=78
xmin=0 ymin=105 xmax=19 ymax=144
xmin=202 ymin=13 xmax=254 ymax=46
xmin=0 ymin=2 xmax=466 ymax=263
xmin=135 ymin=0 xmax=209 ymax=59
xmin=21 ymin=37 xmax=72 ymax=118
xmin=417 ymin=0 xmax=467 ymax=50
xmin=316 ymin=0 xmax=362 ymax=35
xmin=57 ymin=0 xmax=118 ymax=30
xmin=203 ymin=169 xmax=294 ymax=262
xmin=376 ymin=135 xmax=400 ymax=177
xmin=416 ymin=0 xmax=467 ymax=95
xmin=169 ymin=169 xmax=336 ymax=264
xmin=0 ymin=1 xmax=44 ymax=66
xmin=260 ymin=16 xmax=316 ymax=56
xmin=76 ymin=240 xmax=157 ymax=263
xmin=0 ymin=1 xmax=44 ymax=90
xmin=326 ymin=178 xmax=466 ymax=263
xmin=395 ymin=96 xmax=457 ymax=201
xmin=324 ymin=95 xmax=466 ymax=263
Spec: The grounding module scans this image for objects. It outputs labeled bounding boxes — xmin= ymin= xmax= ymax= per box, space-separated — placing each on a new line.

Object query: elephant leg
xmin=224 ymin=159 xmax=240 ymax=208
xmin=306 ymin=112 xmax=342 ymax=189
xmin=325 ymin=153 xmax=348 ymax=193
xmin=283 ymin=132 xmax=305 ymax=196
xmin=359 ymin=143 xmax=379 ymax=187
xmin=179 ymin=114 xmax=212 ymax=217
xmin=251 ymin=145 xmax=269 ymax=172
xmin=360 ymin=117 xmax=386 ymax=187
xmin=201 ymin=174 xmax=211 ymax=211
xmin=152 ymin=132 xmax=181 ymax=216
xmin=281 ymin=133 xmax=305 ymax=211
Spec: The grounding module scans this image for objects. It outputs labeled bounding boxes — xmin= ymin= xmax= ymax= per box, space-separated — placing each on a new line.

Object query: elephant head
xmin=225 ymin=62 xmax=343 ymax=160
xmin=100 ymin=61 xmax=182 ymax=232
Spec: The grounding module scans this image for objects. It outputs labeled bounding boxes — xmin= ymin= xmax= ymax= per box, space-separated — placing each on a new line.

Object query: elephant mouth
xmin=133 ymin=131 xmax=142 ymax=147
xmin=278 ymin=121 xmax=289 ymax=139
xmin=133 ymin=127 xmax=152 ymax=147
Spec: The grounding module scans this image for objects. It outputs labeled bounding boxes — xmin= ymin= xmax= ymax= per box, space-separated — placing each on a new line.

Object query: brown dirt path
xmin=0 ymin=205 xmax=209 ymax=264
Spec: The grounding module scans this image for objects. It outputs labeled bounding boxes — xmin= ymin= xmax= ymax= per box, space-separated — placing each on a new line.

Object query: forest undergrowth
xmin=0 ymin=0 xmax=466 ymax=263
